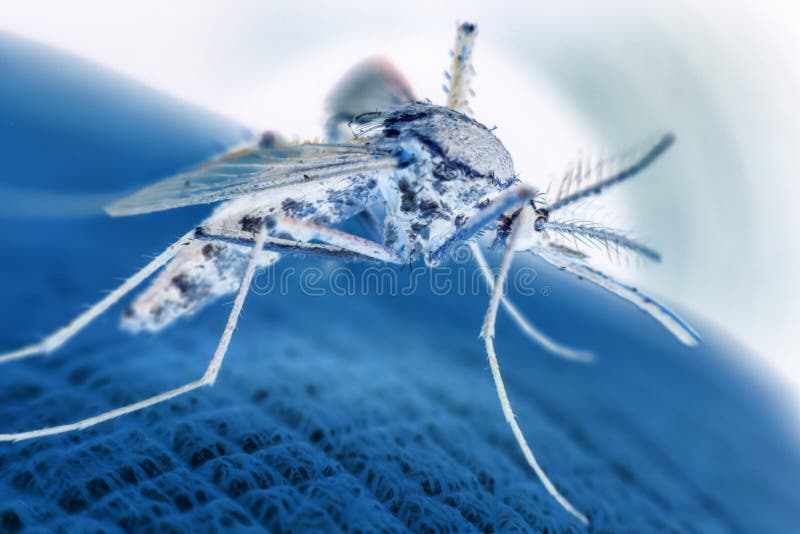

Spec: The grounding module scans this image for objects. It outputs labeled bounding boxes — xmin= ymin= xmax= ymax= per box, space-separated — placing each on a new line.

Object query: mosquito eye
xmin=534 ymin=217 xmax=546 ymax=232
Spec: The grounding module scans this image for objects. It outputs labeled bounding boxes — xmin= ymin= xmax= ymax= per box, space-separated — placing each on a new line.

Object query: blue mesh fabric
xmin=1 ymin=33 xmax=799 ymax=533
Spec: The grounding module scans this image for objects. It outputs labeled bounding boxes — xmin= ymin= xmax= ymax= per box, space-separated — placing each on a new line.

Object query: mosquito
xmin=0 ymin=22 xmax=700 ymax=524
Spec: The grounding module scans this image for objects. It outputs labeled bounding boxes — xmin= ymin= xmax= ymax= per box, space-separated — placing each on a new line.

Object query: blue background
xmin=0 ymin=34 xmax=798 ymax=533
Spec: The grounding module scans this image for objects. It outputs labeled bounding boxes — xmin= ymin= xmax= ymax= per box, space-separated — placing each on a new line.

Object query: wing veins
xmin=106 ymin=143 xmax=396 ymax=217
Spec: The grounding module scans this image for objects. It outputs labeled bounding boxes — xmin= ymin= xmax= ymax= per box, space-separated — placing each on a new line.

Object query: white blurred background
xmin=1 ymin=1 xmax=798 ymax=412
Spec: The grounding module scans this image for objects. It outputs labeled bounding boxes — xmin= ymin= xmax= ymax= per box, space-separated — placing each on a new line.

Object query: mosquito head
xmin=533 ymin=207 xmax=549 ymax=232
xmin=528 ymin=195 xmax=549 ymax=233
xmin=492 ymin=198 xmax=549 ymax=251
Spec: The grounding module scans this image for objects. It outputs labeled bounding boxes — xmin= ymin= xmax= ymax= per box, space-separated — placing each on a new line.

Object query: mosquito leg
xmin=480 ymin=206 xmax=589 ymax=525
xmin=195 ymin=226 xmax=386 ymax=263
xmin=443 ymin=26 xmax=588 ymax=520
xmin=267 ymin=216 xmax=405 ymax=264
xmin=427 ymin=185 xmax=538 ymax=265
xmin=0 ymin=226 xmax=267 ymax=442
xmin=424 ymin=184 xmax=589 ymax=521
xmin=538 ymin=252 xmax=700 ymax=346
xmin=0 ymin=230 xmax=196 ymax=365
xmin=469 ymin=242 xmax=594 ymax=363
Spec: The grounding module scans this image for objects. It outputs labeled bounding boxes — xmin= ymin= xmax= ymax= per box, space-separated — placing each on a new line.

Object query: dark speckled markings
xmin=201 ymin=243 xmax=224 ymax=260
xmin=343 ymin=102 xmax=518 ymax=262
xmin=398 ymin=178 xmax=418 ymax=213
xmin=170 ymin=273 xmax=195 ymax=296
xmin=239 ymin=215 xmax=264 ymax=233
xmin=280 ymin=198 xmax=315 ymax=218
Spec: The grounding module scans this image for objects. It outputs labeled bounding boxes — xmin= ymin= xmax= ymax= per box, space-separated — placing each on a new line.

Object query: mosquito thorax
xmin=348 ymin=103 xmax=519 ymax=264
xmin=355 ymin=102 xmax=516 ymax=189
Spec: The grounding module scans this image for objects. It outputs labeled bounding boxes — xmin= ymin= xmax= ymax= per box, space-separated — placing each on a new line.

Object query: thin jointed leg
xmin=484 ymin=335 xmax=589 ymax=524
xmin=0 ymin=226 xmax=267 ymax=442
xmin=268 ymin=215 xmax=405 ymax=264
xmin=428 ymin=185 xmax=538 ymax=265
xmin=0 ymin=230 xmax=196 ymax=365
xmin=469 ymin=242 xmax=594 ymax=363
xmin=452 ymin=188 xmax=589 ymax=524
xmin=429 ymin=185 xmax=589 ymax=522
xmin=537 ymin=251 xmax=700 ymax=346
xmin=441 ymin=28 xmax=589 ymax=522
xmin=481 ymin=205 xmax=589 ymax=524
xmin=196 ymin=226 xmax=387 ymax=263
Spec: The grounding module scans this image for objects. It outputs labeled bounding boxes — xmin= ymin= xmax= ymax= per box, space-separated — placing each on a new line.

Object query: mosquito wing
xmin=105 ymin=142 xmax=398 ymax=217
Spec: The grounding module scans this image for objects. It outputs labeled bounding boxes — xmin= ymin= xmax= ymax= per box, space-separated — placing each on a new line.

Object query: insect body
xmin=0 ymin=22 xmax=700 ymax=525
xmin=120 ymin=102 xmax=518 ymax=332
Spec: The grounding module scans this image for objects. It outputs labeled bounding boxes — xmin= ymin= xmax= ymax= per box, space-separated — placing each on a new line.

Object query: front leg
xmin=428 ymin=185 xmax=537 ymax=265
xmin=480 ymin=203 xmax=590 ymax=525
xmin=469 ymin=242 xmax=594 ymax=363
xmin=427 ymin=184 xmax=590 ymax=524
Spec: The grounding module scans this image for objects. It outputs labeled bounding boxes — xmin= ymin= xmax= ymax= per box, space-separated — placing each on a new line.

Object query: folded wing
xmin=105 ymin=143 xmax=397 ymax=217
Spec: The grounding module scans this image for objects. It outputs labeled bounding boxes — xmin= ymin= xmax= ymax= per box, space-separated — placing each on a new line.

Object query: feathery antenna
xmin=549 ymin=133 xmax=675 ymax=212
xmin=543 ymin=220 xmax=662 ymax=262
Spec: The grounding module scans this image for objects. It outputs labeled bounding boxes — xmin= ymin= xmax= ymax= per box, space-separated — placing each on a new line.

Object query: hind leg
xmin=0 ymin=226 xmax=267 ymax=442
xmin=0 ymin=230 xmax=196 ymax=365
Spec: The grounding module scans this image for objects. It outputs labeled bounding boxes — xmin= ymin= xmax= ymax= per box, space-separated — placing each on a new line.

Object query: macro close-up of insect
xmin=0 ymin=22 xmax=706 ymax=526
